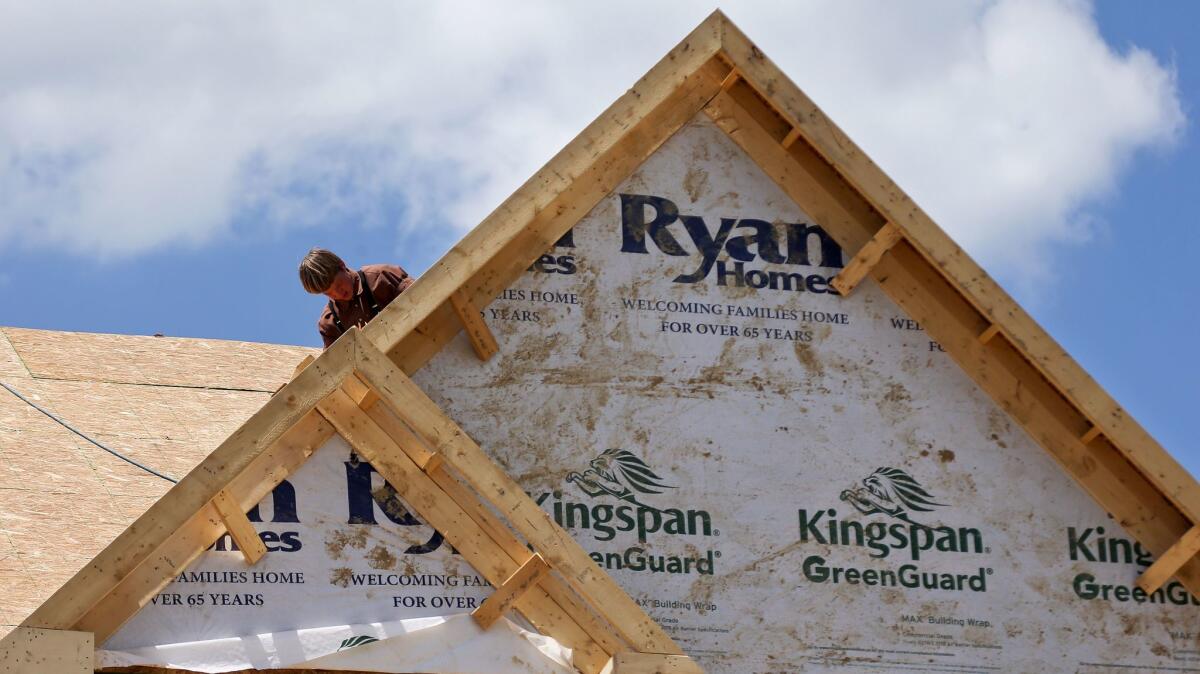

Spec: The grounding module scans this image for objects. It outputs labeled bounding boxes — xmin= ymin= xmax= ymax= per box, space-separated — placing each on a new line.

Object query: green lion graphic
xmin=839 ymin=466 xmax=946 ymax=524
xmin=566 ymin=448 xmax=675 ymax=511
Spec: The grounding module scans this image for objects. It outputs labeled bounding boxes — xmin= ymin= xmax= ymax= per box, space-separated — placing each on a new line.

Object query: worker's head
xmin=299 ymin=248 xmax=355 ymax=301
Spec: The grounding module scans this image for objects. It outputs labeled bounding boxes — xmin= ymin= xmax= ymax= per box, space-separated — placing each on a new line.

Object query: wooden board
xmin=209 ymin=489 xmax=267 ymax=565
xmin=73 ymin=410 xmax=335 ymax=643
xmin=313 ymin=387 xmax=612 ymax=674
xmin=607 ymin=652 xmax=706 ymax=674
xmin=830 ymin=222 xmax=902 ymax=295
xmin=473 ymin=553 xmax=550 ymax=629
xmin=1138 ymin=525 xmax=1200 ymax=593
xmin=449 ymin=289 xmax=499 ymax=361
xmin=716 ymin=15 xmax=1200 ymax=525
xmin=362 ymin=14 xmax=729 ymax=371
xmin=25 ymin=333 xmax=356 ymax=634
xmin=702 ymin=84 xmax=1200 ymax=596
xmin=353 ymin=335 xmax=684 ymax=656
xmin=0 ymin=627 xmax=92 ymax=673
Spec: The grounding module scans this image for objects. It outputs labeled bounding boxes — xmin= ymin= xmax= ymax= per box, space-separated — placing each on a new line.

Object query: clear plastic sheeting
xmin=96 ymin=613 xmax=576 ymax=673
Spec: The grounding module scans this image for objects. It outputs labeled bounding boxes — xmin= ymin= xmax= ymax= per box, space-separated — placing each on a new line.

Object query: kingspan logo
xmin=566 ymin=447 xmax=676 ymax=510
xmin=840 ymin=466 xmax=947 ymax=526
xmin=799 ymin=467 xmax=992 ymax=594
xmin=536 ymin=448 xmax=718 ymax=575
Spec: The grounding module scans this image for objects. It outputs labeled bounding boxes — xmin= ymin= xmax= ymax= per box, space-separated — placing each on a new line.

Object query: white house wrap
xmin=110 ymin=116 xmax=1199 ymax=673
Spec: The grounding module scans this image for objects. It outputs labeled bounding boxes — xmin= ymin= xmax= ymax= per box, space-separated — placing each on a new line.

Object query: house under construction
xmin=1 ymin=11 xmax=1198 ymax=674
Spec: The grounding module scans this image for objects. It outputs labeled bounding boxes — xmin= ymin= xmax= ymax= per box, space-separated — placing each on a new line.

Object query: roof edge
xmin=712 ymin=15 xmax=1200 ymax=524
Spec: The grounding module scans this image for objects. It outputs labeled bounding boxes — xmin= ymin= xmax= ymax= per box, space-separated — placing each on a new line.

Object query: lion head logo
xmin=839 ymin=467 xmax=945 ymax=524
xmin=566 ymin=448 xmax=675 ymax=511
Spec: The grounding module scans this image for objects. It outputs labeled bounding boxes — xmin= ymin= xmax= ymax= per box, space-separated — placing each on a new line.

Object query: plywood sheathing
xmin=0 ymin=332 xmax=30 ymax=381
xmin=3 ymin=328 xmax=314 ymax=391
xmin=0 ymin=327 xmax=317 ymax=639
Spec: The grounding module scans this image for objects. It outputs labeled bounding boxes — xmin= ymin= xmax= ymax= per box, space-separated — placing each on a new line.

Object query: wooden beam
xmin=0 ymin=627 xmax=93 ymax=674
xmin=353 ymin=335 xmax=684 ymax=656
xmin=362 ymin=31 xmax=729 ymax=374
xmin=1080 ymin=425 xmax=1102 ymax=445
xmin=473 ymin=554 xmax=550 ymax=630
xmin=978 ymin=324 xmax=1002 ymax=345
xmin=361 ymin=395 xmax=434 ymax=467
xmin=606 ymin=652 xmax=705 ymax=674
xmin=780 ymin=126 xmax=801 ymax=149
xmin=314 ymin=388 xmax=612 ymax=674
xmin=719 ymin=67 xmax=740 ymax=92
xmin=449 ymin=288 xmax=499 ymax=361
xmin=338 ymin=371 xmax=379 ymax=407
xmin=430 ymin=454 xmax=627 ymax=656
xmin=426 ymin=453 xmax=627 ymax=657
xmin=27 ymin=333 xmax=358 ymax=634
xmin=380 ymin=56 xmax=727 ymax=375
xmin=73 ymin=410 xmax=335 ymax=643
xmin=349 ymin=373 xmax=628 ymax=657
xmin=1138 ymin=525 xmax=1200 ymax=594
xmin=718 ymin=18 xmax=1200 ymax=525
xmin=210 ymin=489 xmax=267 ymax=565
xmin=830 ymin=222 xmax=903 ymax=296
xmin=423 ymin=451 xmax=444 ymax=473
xmin=702 ymin=87 xmax=1200 ymax=597
xmin=291 ymin=354 xmax=315 ymax=379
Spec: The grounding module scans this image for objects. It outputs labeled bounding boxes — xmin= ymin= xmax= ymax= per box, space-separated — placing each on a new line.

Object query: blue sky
xmin=0 ymin=1 xmax=1196 ymax=477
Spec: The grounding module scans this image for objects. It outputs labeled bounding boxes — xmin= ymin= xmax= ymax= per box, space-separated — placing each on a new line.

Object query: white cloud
xmin=0 ymin=0 xmax=1184 ymax=286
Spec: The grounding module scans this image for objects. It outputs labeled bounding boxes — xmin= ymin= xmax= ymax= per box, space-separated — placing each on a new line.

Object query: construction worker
xmin=299 ymin=248 xmax=414 ymax=348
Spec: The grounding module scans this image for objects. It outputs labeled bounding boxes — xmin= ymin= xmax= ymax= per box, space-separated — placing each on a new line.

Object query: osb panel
xmin=0 ymin=426 xmax=111 ymax=495
xmin=13 ymin=379 xmax=268 ymax=444
xmin=0 ymin=328 xmax=308 ymax=636
xmin=0 ymin=488 xmax=127 ymax=568
xmin=2 ymin=328 xmax=315 ymax=391
xmin=0 ymin=379 xmax=64 ymax=434
xmin=0 ymin=332 xmax=30 ymax=380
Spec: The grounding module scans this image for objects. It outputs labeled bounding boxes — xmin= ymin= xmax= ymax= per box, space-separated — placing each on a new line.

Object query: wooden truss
xmin=358 ymin=11 xmax=1199 ymax=598
xmin=13 ymin=9 xmax=1200 ymax=672
xmin=21 ymin=328 xmax=700 ymax=674
xmin=348 ymin=10 xmax=1200 ymax=597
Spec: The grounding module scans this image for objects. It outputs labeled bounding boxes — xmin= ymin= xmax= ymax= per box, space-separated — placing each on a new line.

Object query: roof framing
xmin=358 ymin=10 xmax=1200 ymax=595
xmin=11 ymin=9 xmax=1200 ymax=673
xmin=22 ymin=329 xmax=699 ymax=674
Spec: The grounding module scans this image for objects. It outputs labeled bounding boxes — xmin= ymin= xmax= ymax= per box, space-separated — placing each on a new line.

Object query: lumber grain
xmin=717 ymin=16 xmax=1200 ymax=524
xmin=704 ymin=86 xmax=1200 ymax=597
xmin=353 ymin=336 xmax=683 ymax=655
xmin=314 ymin=388 xmax=611 ymax=673
xmin=1137 ymin=525 xmax=1200 ymax=594
xmin=473 ymin=554 xmax=550 ymax=630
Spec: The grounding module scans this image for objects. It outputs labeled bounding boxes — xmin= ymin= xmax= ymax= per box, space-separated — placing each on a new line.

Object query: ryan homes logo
xmin=534 ymin=448 xmax=719 ymax=575
xmin=618 ymin=193 xmax=844 ymax=294
xmin=799 ymin=467 xmax=993 ymax=594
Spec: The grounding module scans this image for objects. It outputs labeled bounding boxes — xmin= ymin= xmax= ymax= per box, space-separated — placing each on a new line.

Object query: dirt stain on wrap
xmin=793 ymin=342 xmax=823 ymax=377
xmin=367 ymin=544 xmax=398 ymax=570
xmin=329 ymin=567 xmax=353 ymax=588
xmin=326 ymin=527 xmax=369 ymax=560
xmin=683 ymin=167 xmax=710 ymax=203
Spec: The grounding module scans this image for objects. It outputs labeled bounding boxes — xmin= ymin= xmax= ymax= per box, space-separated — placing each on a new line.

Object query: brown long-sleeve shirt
xmin=318 ymin=264 xmax=414 ymax=348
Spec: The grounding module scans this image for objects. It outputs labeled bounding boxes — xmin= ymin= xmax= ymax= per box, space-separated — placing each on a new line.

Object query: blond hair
xmin=299 ymin=248 xmax=346 ymax=294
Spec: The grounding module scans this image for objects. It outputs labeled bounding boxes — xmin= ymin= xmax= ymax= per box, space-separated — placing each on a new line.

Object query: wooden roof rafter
xmin=704 ymin=20 xmax=1200 ymax=593
xmin=17 ymin=328 xmax=700 ymax=674
xmin=353 ymin=10 xmax=1200 ymax=596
